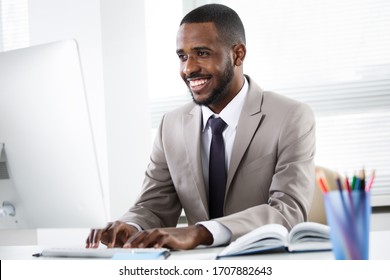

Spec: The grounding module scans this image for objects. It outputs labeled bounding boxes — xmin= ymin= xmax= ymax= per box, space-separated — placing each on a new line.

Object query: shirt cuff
xmin=197 ymin=220 xmax=232 ymax=247
xmin=126 ymin=222 xmax=142 ymax=232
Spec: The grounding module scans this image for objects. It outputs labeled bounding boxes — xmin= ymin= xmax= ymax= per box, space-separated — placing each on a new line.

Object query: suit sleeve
xmin=119 ymin=115 xmax=183 ymax=229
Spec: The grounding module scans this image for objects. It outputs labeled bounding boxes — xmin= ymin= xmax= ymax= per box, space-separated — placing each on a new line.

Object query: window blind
xmin=147 ymin=0 xmax=390 ymax=205
xmin=0 ymin=0 xmax=29 ymax=51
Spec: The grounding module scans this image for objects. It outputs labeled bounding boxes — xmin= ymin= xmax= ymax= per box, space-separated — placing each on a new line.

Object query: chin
xmin=191 ymin=93 xmax=212 ymax=106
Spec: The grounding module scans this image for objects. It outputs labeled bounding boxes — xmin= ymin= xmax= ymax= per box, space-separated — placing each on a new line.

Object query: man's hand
xmin=86 ymin=221 xmax=138 ymax=248
xmin=123 ymin=224 xmax=213 ymax=250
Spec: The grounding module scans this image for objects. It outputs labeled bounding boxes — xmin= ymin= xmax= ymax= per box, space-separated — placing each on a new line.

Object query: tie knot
xmin=209 ymin=117 xmax=227 ymax=135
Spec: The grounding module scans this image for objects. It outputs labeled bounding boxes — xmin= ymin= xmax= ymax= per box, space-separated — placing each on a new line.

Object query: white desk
xmin=1 ymin=231 xmax=389 ymax=260
xmin=172 ymin=230 xmax=390 ymax=260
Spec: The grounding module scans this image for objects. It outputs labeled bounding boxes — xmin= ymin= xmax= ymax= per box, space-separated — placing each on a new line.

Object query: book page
xmin=218 ymin=224 xmax=288 ymax=257
xmin=287 ymin=222 xmax=332 ymax=252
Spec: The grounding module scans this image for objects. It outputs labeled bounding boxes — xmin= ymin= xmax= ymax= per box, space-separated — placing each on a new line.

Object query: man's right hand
xmin=85 ymin=221 xmax=138 ymax=248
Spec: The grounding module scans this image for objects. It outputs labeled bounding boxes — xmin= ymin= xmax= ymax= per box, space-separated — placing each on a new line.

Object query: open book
xmin=218 ymin=222 xmax=332 ymax=258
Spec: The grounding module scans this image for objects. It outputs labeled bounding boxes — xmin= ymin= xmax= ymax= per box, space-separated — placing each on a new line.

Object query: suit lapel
xmin=182 ymin=105 xmax=209 ymax=216
xmin=226 ymin=79 xmax=264 ymax=192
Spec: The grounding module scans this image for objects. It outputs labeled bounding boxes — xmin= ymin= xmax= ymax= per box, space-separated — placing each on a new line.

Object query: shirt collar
xmin=202 ymin=77 xmax=248 ymax=131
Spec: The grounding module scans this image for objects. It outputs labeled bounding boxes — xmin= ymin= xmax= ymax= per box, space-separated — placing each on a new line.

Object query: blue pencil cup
xmin=324 ymin=191 xmax=371 ymax=260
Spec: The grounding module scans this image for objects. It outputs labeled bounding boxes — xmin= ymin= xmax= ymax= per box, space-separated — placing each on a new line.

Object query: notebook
xmin=33 ymin=247 xmax=170 ymax=259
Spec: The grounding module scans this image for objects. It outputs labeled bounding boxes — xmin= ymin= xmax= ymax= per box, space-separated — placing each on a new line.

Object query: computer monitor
xmin=0 ymin=40 xmax=109 ymax=229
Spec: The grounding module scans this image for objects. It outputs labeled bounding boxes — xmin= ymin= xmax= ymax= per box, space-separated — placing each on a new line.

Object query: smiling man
xmin=86 ymin=3 xmax=316 ymax=250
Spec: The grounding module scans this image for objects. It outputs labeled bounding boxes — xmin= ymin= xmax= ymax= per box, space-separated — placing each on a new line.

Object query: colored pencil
xmin=354 ymin=177 xmax=361 ymax=192
xmin=316 ymin=170 xmax=329 ymax=193
xmin=350 ymin=174 xmax=356 ymax=191
xmin=345 ymin=175 xmax=351 ymax=192
xmin=359 ymin=169 xmax=366 ymax=191
xmin=318 ymin=177 xmax=329 ymax=193
xmin=336 ymin=176 xmax=343 ymax=192
xmin=365 ymin=170 xmax=376 ymax=192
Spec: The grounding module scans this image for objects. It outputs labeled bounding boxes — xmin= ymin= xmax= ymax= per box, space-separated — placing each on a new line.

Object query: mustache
xmin=184 ymin=73 xmax=211 ymax=80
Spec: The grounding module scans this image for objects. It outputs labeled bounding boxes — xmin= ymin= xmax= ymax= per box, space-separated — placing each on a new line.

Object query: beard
xmin=189 ymin=59 xmax=234 ymax=107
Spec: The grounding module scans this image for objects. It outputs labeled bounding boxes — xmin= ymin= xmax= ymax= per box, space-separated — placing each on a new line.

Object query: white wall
xmin=28 ymin=0 xmax=108 ymax=199
xmin=0 ymin=0 xmax=151 ymax=246
xmin=29 ymin=0 xmax=151 ymax=221
xmin=100 ymin=0 xmax=151 ymax=220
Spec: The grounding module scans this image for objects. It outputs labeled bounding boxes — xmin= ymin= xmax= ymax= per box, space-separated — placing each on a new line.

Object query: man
xmin=86 ymin=3 xmax=315 ymax=250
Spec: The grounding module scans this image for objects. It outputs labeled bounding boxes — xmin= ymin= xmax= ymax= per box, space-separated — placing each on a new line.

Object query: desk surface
xmin=1 ymin=231 xmax=389 ymax=260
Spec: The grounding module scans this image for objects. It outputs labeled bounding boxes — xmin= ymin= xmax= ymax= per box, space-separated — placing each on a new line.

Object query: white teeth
xmin=189 ymin=79 xmax=208 ymax=87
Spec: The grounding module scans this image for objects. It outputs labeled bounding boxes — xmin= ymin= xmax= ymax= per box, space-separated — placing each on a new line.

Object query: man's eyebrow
xmin=176 ymin=46 xmax=213 ymax=54
xmin=192 ymin=46 xmax=213 ymax=51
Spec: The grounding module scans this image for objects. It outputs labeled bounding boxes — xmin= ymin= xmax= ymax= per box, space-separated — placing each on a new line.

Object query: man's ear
xmin=232 ymin=43 xmax=246 ymax=67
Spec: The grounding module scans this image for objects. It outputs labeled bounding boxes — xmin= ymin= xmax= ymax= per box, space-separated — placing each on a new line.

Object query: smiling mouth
xmin=188 ymin=78 xmax=210 ymax=92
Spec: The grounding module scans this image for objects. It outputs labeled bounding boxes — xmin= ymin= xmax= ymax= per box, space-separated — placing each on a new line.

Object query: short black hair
xmin=180 ymin=4 xmax=246 ymax=46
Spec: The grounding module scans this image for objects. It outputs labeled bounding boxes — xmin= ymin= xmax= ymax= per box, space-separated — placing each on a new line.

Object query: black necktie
xmin=208 ymin=117 xmax=227 ymax=219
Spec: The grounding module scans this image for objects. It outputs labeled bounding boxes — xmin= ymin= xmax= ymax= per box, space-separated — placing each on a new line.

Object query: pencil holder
xmin=324 ymin=191 xmax=371 ymax=260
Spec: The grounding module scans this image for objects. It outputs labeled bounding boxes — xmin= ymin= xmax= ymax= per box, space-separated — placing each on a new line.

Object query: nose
xmin=182 ymin=56 xmax=200 ymax=76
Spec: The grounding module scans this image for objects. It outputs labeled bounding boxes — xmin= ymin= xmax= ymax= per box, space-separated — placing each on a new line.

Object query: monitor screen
xmin=0 ymin=40 xmax=109 ymax=229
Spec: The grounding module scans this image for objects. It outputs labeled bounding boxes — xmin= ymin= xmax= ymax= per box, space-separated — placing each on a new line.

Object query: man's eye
xmin=178 ymin=54 xmax=187 ymax=61
xmin=197 ymin=51 xmax=209 ymax=57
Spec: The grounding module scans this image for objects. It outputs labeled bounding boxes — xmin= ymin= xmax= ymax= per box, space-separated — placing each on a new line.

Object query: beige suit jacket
xmin=120 ymin=76 xmax=316 ymax=241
